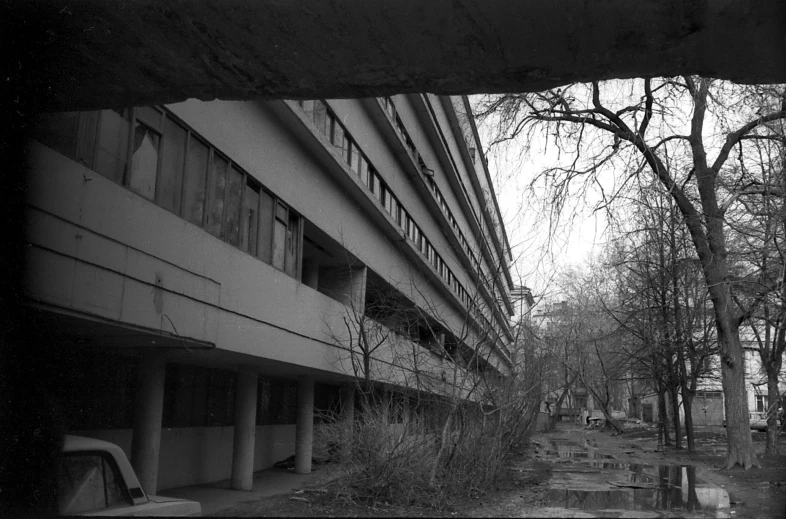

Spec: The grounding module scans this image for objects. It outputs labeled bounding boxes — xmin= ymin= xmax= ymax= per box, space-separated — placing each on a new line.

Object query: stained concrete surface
xmin=159 ymin=466 xmax=335 ymax=516
xmin=5 ymin=0 xmax=786 ymax=112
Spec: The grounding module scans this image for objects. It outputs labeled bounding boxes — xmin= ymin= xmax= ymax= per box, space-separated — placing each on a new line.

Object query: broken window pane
xmin=205 ymin=154 xmax=228 ymax=238
xmin=285 ymin=210 xmax=299 ymax=277
xmin=157 ymin=116 xmax=187 ymax=214
xmin=128 ymin=122 xmax=159 ymax=200
xmin=241 ymin=180 xmax=260 ymax=255
xmin=258 ymin=190 xmax=274 ymax=263
xmin=182 ymin=136 xmax=208 ymax=226
xmin=93 ymin=109 xmax=129 ymax=183
xmin=223 ymin=165 xmax=243 ymax=246
xmin=272 ymin=202 xmax=287 ymax=270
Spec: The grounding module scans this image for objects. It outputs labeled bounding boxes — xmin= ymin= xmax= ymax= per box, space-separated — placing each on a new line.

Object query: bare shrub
xmin=318 ymin=385 xmax=539 ymax=511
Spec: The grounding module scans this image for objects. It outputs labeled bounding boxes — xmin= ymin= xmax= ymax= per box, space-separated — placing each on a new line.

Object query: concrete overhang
xmin=7 ymin=0 xmax=786 ymax=113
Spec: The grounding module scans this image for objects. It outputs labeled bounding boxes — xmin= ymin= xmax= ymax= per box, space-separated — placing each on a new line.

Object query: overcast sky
xmin=476 ymin=112 xmax=606 ymax=302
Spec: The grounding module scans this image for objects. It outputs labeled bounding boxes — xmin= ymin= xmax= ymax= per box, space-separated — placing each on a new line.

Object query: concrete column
xmin=231 ymin=370 xmax=258 ymax=491
xmin=339 ymin=385 xmax=355 ymax=463
xmin=295 ymin=377 xmax=315 ymax=474
xmin=130 ymin=351 xmax=166 ymax=496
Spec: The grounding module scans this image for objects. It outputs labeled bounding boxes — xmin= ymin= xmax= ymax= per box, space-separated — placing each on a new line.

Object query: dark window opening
xmin=257 ymin=378 xmax=298 ymax=425
xmin=163 ymin=364 xmax=236 ymax=427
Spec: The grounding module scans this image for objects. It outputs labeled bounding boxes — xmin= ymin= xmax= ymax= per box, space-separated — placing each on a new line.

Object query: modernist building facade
xmin=24 ymin=95 xmax=516 ymax=494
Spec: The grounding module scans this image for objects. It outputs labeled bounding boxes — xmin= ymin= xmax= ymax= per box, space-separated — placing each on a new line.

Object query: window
xmin=389 ymin=393 xmax=405 ymax=424
xmin=258 ymin=190 xmax=274 ymax=263
xmin=348 ymin=141 xmax=360 ymax=172
xmin=240 ymin=180 xmax=261 ymax=255
xmin=368 ymin=169 xmax=376 ymax=194
xmin=156 ymin=116 xmax=187 ymax=213
xmin=372 ymin=174 xmax=383 ymax=202
xmin=390 ymin=196 xmax=399 ymax=224
xmin=383 ymin=187 xmax=393 ymax=214
xmin=32 ymin=106 xmax=304 ymax=281
xmin=163 ymin=364 xmax=236 ymax=427
xmin=285 ymin=209 xmax=300 ymax=277
xmin=94 ymin=109 xmax=129 ymax=183
xmin=58 ymin=453 xmax=131 ymax=515
xmin=257 ymin=378 xmax=298 ymax=425
xmin=313 ymin=101 xmax=328 ymax=135
xmin=32 ymin=111 xmax=82 ymax=162
xmin=332 ymin=123 xmax=345 ymax=153
xmin=407 ymin=217 xmax=417 ymax=241
xmin=206 ymin=369 xmax=236 ymax=426
xmin=326 ymin=112 xmax=337 ymax=142
xmin=359 ymin=156 xmax=369 ymax=186
xmin=756 ymin=395 xmax=767 ymax=413
xmin=50 ymin=350 xmax=137 ymax=431
xmin=205 ymin=154 xmax=228 ymax=238
xmin=128 ymin=115 xmax=160 ymax=200
xmin=301 ymin=100 xmax=315 ymax=121
xmin=314 ymin=384 xmax=342 ymax=424
xmin=273 ymin=202 xmax=287 ymax=270
xmin=182 ymin=136 xmax=209 ymax=226
xmin=383 ymin=97 xmax=396 ymax=118
xmin=223 ymin=165 xmax=244 ymax=246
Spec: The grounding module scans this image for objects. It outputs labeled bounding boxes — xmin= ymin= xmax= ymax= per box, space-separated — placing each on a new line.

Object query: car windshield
xmin=58 ymin=452 xmax=131 ymax=514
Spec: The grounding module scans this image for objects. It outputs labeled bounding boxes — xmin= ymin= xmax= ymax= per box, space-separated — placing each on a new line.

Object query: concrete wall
xmin=73 ymin=425 xmax=295 ymax=491
xmin=26 ymin=141 xmax=348 ymax=372
xmin=25 ymin=134 xmax=484 ymax=388
xmin=167 ymin=99 xmax=470 ymax=332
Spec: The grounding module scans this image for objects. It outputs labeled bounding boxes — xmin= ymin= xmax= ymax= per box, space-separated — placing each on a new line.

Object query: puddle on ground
xmin=545 ymin=465 xmax=730 ymax=513
xmin=546 ymin=439 xmax=615 ymax=460
xmin=546 ymin=450 xmax=616 ymax=459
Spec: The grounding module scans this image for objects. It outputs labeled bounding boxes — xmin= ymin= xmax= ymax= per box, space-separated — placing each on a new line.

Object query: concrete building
xmin=635 ymin=326 xmax=786 ymax=427
xmin=23 ymin=95 xmax=516 ymax=494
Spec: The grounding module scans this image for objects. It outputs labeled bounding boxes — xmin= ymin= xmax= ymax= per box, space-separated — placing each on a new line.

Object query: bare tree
xmin=605 ymin=180 xmax=718 ymax=451
xmin=322 ymin=253 xmax=540 ymax=508
xmin=475 ymin=79 xmax=786 ymax=468
xmin=727 ymin=131 xmax=786 ymax=454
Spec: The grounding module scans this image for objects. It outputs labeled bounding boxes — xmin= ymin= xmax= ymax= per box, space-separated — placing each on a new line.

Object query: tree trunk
xmin=596 ymin=404 xmax=624 ymax=434
xmin=719 ymin=318 xmax=760 ymax=469
xmin=549 ymin=374 xmax=576 ymax=431
xmin=658 ymin=388 xmax=671 ymax=446
xmin=669 ymin=386 xmax=682 ymax=449
xmin=765 ymin=375 xmax=781 ymax=455
xmin=682 ymin=389 xmax=695 ymax=452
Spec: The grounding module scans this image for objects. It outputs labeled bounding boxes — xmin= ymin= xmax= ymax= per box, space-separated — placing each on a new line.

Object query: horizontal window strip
xmin=32 ymin=106 xmax=302 ymax=281
xmin=297 ymin=99 xmax=499 ymax=340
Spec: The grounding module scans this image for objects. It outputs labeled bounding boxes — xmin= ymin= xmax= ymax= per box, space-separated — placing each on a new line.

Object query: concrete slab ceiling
xmin=6 ymin=0 xmax=786 ymax=112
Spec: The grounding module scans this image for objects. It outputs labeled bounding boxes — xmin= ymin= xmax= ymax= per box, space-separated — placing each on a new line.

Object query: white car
xmin=59 ymin=435 xmax=201 ymax=516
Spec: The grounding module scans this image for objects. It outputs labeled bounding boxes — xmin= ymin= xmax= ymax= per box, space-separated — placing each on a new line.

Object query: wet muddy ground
xmin=211 ymin=422 xmax=786 ymax=517
xmin=471 ymin=423 xmax=786 ymax=518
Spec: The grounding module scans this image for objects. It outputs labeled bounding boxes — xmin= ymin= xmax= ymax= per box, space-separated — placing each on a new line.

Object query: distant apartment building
xmin=24 ymin=95 xmax=516 ymax=493
xmin=636 ymin=323 xmax=786 ymax=427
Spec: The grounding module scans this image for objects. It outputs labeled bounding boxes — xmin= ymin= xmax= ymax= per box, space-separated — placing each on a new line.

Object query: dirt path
xmin=468 ymin=422 xmax=786 ymax=518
